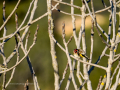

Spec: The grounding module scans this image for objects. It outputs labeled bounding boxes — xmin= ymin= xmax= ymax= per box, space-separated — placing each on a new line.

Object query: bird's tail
xmin=82 ymin=54 xmax=90 ymax=60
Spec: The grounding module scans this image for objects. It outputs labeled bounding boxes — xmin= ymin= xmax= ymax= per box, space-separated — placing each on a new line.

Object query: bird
xmin=0 ymin=64 xmax=7 ymax=71
xmin=73 ymin=49 xmax=90 ymax=60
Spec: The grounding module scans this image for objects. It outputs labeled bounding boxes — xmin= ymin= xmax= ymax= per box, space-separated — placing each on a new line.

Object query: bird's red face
xmin=74 ymin=49 xmax=78 ymax=53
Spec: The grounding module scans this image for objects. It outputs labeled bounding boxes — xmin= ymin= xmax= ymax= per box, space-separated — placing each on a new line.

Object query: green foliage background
xmin=0 ymin=0 xmax=120 ymax=90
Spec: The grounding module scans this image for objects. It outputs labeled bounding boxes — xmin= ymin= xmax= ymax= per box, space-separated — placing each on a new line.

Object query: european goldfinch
xmin=73 ymin=49 xmax=90 ymax=60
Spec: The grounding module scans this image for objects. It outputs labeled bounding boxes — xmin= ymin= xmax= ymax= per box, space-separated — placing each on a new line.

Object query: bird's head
xmin=73 ymin=49 xmax=79 ymax=58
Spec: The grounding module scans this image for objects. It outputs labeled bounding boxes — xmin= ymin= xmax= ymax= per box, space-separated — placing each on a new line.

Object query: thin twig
xmin=25 ymin=31 xmax=30 ymax=50
xmin=0 ymin=0 xmax=21 ymax=31
xmin=96 ymin=76 xmax=103 ymax=90
xmin=52 ymin=0 xmax=81 ymax=10
xmin=24 ymin=80 xmax=29 ymax=90
xmin=59 ymin=63 xmax=69 ymax=87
